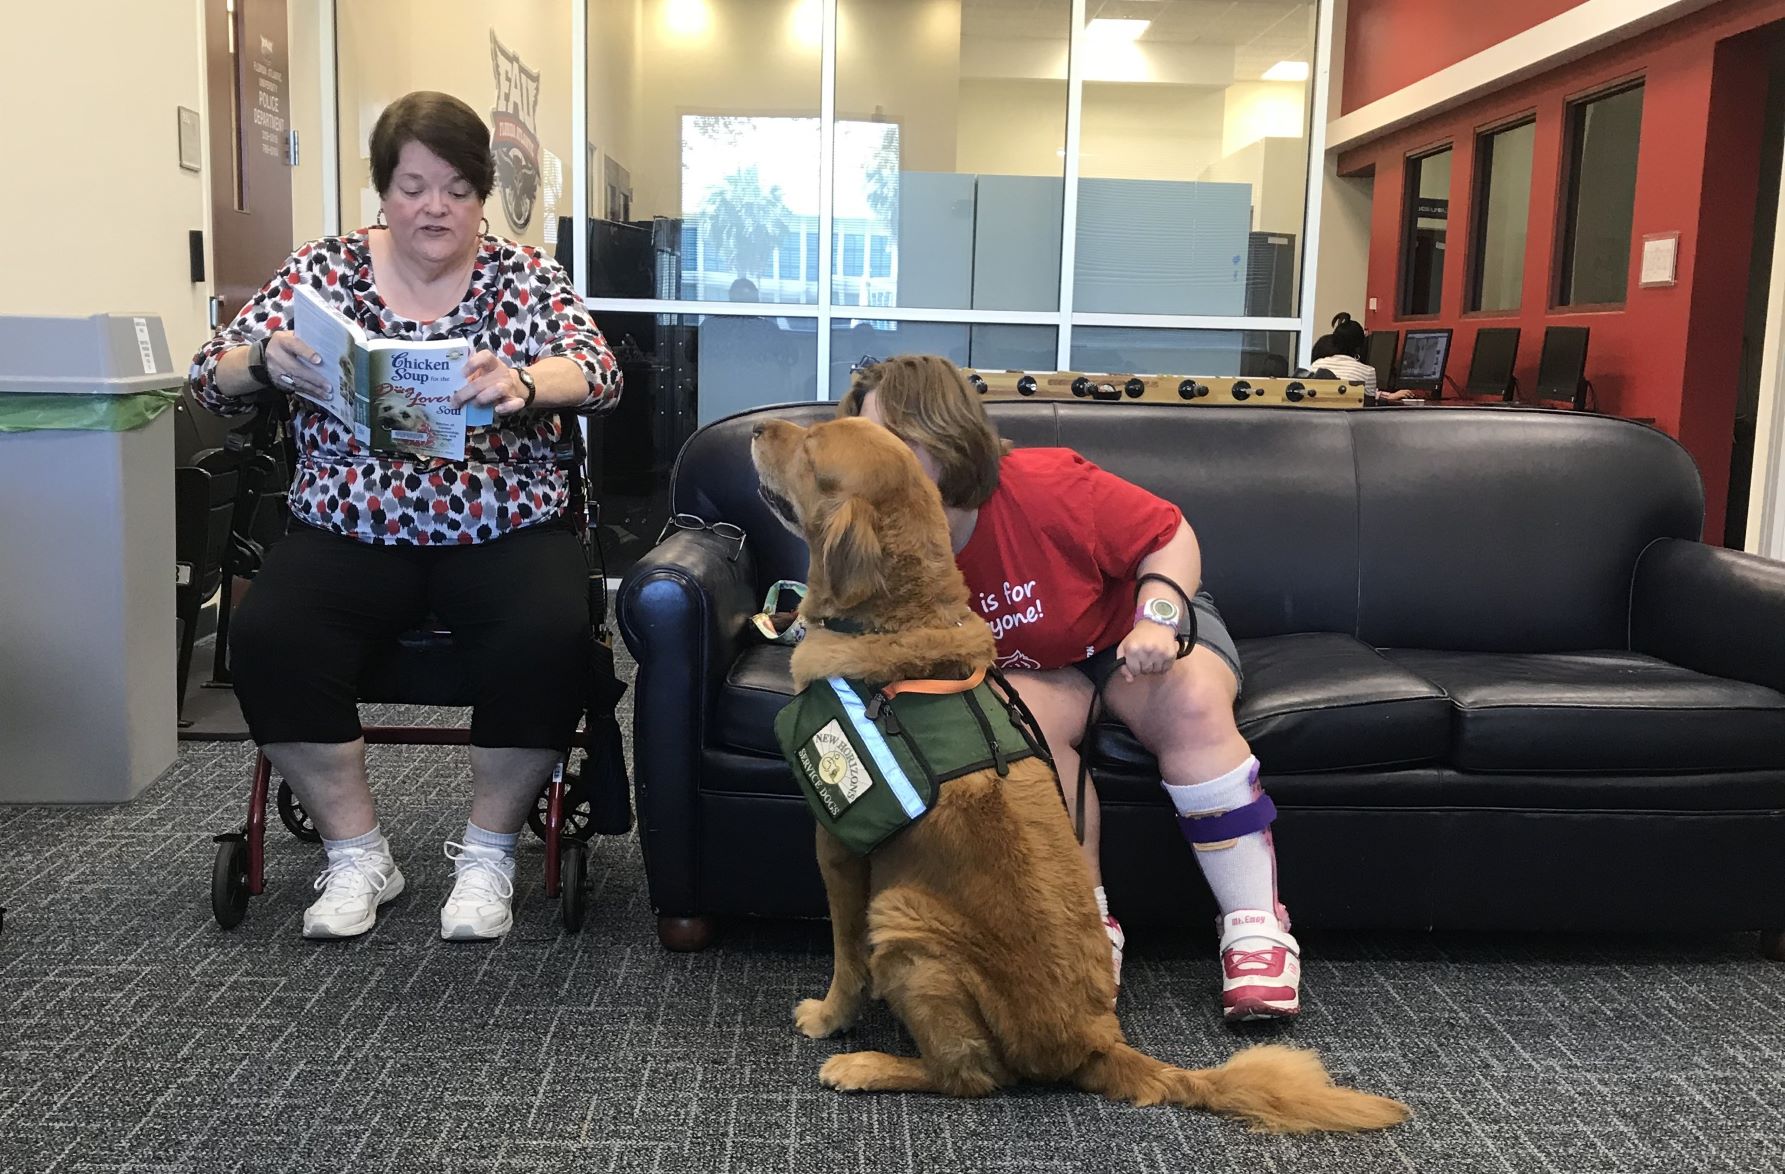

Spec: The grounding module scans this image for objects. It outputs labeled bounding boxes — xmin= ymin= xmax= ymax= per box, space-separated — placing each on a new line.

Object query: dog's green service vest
xmin=775 ymin=673 xmax=1042 ymax=856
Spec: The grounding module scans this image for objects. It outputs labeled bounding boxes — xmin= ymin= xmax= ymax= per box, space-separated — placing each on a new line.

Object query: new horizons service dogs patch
xmin=798 ymin=720 xmax=873 ymax=817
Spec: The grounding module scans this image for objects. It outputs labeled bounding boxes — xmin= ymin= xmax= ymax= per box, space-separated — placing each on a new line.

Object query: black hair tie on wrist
xmin=1134 ymin=572 xmax=1198 ymax=658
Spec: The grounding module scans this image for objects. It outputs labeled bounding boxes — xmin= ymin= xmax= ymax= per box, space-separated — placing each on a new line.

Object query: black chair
xmin=210 ymin=410 xmax=632 ymax=933
xmin=201 ymin=407 xmax=295 ymax=692
xmin=173 ymin=447 xmax=241 ymax=723
xmin=1464 ymin=327 xmax=1522 ymax=401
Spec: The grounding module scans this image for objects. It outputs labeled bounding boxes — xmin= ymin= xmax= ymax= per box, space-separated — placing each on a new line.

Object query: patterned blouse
xmin=190 ymin=230 xmax=620 ymax=546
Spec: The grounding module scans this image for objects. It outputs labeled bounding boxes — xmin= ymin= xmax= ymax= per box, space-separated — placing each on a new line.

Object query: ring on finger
xmin=279 ymin=373 xmax=295 ymax=387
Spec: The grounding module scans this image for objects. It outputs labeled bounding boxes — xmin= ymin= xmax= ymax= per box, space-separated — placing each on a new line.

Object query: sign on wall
xmin=489 ymin=31 xmax=541 ymax=232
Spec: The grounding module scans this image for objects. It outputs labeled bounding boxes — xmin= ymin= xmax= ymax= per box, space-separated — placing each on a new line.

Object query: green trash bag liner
xmin=0 ymin=388 xmax=182 ymax=433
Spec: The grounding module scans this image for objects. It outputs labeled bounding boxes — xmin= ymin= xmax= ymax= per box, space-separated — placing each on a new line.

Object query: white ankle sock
xmin=1161 ymin=757 xmax=1279 ymax=918
xmin=1093 ymin=885 xmax=1110 ymax=919
xmin=322 ymin=825 xmax=387 ymax=858
xmin=461 ymin=821 xmax=518 ymax=859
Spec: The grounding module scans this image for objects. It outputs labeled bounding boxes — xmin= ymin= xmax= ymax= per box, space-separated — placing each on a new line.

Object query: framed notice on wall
xmin=177 ymin=107 xmax=202 ymax=172
xmin=1640 ymin=232 xmax=1680 ymax=288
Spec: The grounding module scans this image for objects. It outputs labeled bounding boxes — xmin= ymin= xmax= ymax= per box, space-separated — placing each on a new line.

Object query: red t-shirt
xmin=955 ymin=448 xmax=1182 ymax=671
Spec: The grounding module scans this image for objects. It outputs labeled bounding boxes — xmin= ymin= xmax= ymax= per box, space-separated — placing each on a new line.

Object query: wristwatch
xmin=1135 ymin=595 xmax=1181 ymax=631
xmin=246 ymin=339 xmax=273 ymax=387
xmin=516 ymin=367 xmax=538 ymax=410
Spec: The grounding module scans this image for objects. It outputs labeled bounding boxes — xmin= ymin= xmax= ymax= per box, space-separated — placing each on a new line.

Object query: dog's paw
xmin=794 ymin=997 xmax=852 ymax=1039
xmin=818 ymin=1052 xmax=880 ymax=1091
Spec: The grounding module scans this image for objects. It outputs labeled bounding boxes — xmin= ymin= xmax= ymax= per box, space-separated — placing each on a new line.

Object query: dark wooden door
xmin=205 ymin=0 xmax=293 ymax=322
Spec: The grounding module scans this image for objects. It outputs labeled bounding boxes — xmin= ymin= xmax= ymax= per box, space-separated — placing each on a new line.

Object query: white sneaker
xmin=440 ymin=842 xmax=516 ymax=940
xmin=303 ymin=846 xmax=405 ymax=939
xmin=1218 ymin=909 xmax=1302 ymax=1022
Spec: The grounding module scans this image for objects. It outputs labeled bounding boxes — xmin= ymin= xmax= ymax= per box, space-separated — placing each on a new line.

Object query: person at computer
xmin=189 ymin=91 xmax=620 ymax=942
xmin=1316 ymin=314 xmax=1413 ymax=402
xmin=841 ymin=355 xmax=1304 ymax=1024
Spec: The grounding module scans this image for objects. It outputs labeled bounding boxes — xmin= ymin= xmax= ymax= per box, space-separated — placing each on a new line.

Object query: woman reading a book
xmin=189 ymin=91 xmax=620 ymax=943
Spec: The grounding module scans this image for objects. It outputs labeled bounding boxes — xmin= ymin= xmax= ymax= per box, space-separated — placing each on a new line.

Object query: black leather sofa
xmin=617 ymin=401 xmax=1785 ymax=956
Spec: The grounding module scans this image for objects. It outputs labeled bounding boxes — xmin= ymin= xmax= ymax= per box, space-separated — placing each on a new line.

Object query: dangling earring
xmin=479 ymin=216 xmax=490 ymax=235
xmin=376 ymin=208 xmax=387 ymax=227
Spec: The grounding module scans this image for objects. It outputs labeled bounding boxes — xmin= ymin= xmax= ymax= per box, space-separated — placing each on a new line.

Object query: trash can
xmin=0 ymin=313 xmax=182 ymax=803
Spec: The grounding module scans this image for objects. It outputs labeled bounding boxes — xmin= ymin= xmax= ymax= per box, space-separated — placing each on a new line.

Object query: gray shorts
xmin=1066 ymin=589 xmax=1244 ymax=698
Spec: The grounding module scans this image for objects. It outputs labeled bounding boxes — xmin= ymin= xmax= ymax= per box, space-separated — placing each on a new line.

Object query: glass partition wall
xmin=335 ymin=0 xmax=1323 ymax=567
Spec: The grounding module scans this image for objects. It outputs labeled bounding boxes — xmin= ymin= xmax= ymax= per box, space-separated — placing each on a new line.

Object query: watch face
xmin=1144 ymin=597 xmax=1179 ymax=623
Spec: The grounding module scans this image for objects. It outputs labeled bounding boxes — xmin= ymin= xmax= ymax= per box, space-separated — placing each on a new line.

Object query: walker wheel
xmin=529 ymin=774 xmax=596 ymax=843
xmin=560 ymin=841 xmax=588 ymax=932
xmin=211 ymin=836 xmax=250 ymax=929
xmin=276 ymin=779 xmax=321 ymax=843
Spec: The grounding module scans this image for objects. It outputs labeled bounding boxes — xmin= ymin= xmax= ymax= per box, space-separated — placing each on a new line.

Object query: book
xmin=290 ymin=284 xmax=494 ymax=461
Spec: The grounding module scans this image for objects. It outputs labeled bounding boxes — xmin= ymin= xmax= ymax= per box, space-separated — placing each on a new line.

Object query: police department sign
xmin=489 ymin=32 xmax=541 ymax=232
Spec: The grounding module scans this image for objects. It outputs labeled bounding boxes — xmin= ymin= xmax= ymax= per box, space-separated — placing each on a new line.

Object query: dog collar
xmin=814 ymin=616 xmax=877 ymax=635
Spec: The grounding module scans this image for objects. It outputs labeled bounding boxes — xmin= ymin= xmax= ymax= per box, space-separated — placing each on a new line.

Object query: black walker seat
xmin=210 ymin=406 xmax=631 ymax=934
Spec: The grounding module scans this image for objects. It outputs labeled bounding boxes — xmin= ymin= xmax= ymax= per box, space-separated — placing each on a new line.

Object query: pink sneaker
xmin=1104 ymin=914 xmax=1126 ymax=993
xmin=1218 ymin=909 xmax=1301 ymax=1021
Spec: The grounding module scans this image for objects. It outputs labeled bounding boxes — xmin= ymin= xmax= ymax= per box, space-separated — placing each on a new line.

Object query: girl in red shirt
xmin=841 ymin=355 xmax=1300 ymax=1023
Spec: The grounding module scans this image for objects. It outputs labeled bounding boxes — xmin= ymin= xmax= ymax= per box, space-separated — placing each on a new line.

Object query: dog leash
xmin=989 ymin=574 xmax=1200 ymax=845
xmin=1066 ymin=574 xmax=1201 ymax=843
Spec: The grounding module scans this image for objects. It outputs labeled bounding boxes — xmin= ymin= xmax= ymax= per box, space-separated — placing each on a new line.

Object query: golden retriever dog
xmin=750 ymin=415 xmax=1408 ymax=1133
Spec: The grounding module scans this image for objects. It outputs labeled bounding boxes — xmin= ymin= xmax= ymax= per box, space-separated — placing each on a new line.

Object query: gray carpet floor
xmin=4 ymin=663 xmax=1784 ymax=1171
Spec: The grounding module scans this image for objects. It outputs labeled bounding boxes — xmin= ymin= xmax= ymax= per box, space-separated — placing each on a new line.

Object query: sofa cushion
xmin=1086 ymin=633 xmax=1454 ymax=776
xmin=714 ymin=643 xmax=798 ymax=755
xmin=1381 ymin=649 xmax=1785 ymax=773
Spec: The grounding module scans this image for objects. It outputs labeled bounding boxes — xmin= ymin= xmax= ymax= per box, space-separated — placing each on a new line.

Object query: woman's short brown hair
xmin=369 ymin=91 xmax=494 ymax=200
xmin=837 ymin=355 xmax=1012 ymax=509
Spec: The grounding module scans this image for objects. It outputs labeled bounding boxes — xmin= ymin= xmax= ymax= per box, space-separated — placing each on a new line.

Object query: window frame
xmin=1553 ymin=77 xmax=1646 ymax=310
xmin=1465 ymin=114 xmax=1537 ymax=315
xmin=1398 ymin=143 xmax=1455 ymax=319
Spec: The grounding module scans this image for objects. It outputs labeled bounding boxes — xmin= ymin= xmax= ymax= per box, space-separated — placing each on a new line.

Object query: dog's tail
xmin=1073 ymin=1041 xmax=1408 ymax=1134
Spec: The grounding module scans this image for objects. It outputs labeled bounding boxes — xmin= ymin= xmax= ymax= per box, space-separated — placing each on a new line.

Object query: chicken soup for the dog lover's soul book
xmin=291 ymin=284 xmax=494 ymax=461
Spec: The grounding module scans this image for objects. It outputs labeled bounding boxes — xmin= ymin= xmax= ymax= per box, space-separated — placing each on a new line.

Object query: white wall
xmin=289 ymin=0 xmax=329 ymax=242
xmin=0 ymin=3 xmax=213 ymax=362
xmin=588 ymin=0 xmax=643 ymax=217
xmin=1310 ymin=0 xmax=1370 ymax=333
xmin=954 ymin=78 xmax=1066 ymax=177
xmin=336 ymin=0 xmax=576 ymax=247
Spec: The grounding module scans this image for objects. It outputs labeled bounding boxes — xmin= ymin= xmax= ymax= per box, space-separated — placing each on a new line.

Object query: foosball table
xmin=962 ymin=369 xmax=1368 ymax=409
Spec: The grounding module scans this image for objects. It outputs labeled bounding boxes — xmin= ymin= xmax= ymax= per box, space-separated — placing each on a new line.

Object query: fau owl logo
xmin=488 ymin=32 xmax=541 ymax=232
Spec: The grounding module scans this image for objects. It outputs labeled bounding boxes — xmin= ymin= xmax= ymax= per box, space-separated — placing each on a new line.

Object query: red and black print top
xmin=189 ymin=230 xmax=620 ymax=546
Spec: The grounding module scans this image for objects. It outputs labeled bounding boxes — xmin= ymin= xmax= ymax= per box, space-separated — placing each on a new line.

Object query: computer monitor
xmin=1394 ymin=328 xmax=1452 ymax=395
xmin=1364 ymin=330 xmax=1398 ymax=392
xmin=1465 ymin=327 xmax=1521 ymax=400
xmin=1535 ymin=326 xmax=1591 ymax=409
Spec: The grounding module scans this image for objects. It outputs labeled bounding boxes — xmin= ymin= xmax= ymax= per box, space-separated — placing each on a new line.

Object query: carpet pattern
xmin=3 ymin=673 xmax=1784 ymax=1172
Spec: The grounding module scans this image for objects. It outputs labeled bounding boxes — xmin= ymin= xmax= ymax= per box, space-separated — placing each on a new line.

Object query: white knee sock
xmin=1161 ymin=756 xmax=1281 ymax=920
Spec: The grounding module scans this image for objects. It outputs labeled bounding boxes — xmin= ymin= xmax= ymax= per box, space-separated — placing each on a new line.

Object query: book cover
xmin=291 ymin=284 xmax=495 ymax=460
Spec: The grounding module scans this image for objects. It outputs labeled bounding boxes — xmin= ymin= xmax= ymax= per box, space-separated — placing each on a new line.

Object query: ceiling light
xmin=1262 ymin=60 xmax=1310 ymax=81
xmin=1086 ymin=18 xmax=1150 ymax=41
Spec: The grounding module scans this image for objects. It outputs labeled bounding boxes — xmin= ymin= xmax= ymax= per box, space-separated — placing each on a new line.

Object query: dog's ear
xmin=816 ymin=496 xmax=884 ymax=610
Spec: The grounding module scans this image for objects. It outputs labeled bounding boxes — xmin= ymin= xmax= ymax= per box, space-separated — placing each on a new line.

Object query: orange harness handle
xmin=880 ymin=667 xmax=987 ymax=699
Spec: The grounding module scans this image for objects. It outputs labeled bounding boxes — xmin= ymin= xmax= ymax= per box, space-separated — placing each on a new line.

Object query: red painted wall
xmin=1342 ymin=0 xmax=1588 ymax=113
xmin=1338 ymin=0 xmax=1785 ymax=542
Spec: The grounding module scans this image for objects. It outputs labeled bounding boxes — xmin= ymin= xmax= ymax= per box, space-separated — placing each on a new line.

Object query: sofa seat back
xmin=672 ymin=403 xmax=1704 ymax=650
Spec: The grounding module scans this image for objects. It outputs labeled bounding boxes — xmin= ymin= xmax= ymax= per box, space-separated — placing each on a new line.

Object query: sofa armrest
xmin=1630 ymin=538 xmax=1785 ymax=695
xmin=616 ymin=530 xmax=759 ymax=915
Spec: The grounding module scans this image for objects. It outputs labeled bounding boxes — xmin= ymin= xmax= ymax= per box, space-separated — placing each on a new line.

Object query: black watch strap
xmin=246 ymin=340 xmax=272 ymax=387
xmin=1134 ymin=572 xmax=1199 ymax=658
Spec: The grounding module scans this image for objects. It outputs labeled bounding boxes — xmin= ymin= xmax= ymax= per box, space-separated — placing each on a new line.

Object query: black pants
xmin=231 ymin=520 xmax=592 ymax=749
